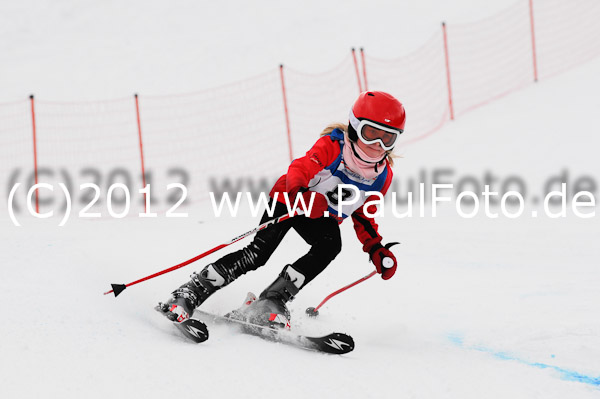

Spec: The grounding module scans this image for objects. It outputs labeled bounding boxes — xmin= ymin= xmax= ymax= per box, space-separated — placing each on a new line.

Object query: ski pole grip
xmin=382 ymin=257 xmax=394 ymax=268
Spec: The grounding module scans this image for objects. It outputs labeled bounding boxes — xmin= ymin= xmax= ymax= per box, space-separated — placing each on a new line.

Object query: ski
xmin=154 ymin=301 xmax=353 ymax=353
xmin=195 ymin=310 xmax=355 ymax=355
xmin=155 ymin=304 xmax=209 ymax=343
xmin=173 ymin=318 xmax=209 ymax=343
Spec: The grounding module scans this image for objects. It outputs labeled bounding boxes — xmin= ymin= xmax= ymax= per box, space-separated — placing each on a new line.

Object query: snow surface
xmin=2 ymin=1 xmax=600 ymax=398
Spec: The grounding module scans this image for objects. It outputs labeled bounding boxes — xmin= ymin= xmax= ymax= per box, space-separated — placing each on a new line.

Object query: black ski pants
xmin=212 ymin=200 xmax=342 ymax=289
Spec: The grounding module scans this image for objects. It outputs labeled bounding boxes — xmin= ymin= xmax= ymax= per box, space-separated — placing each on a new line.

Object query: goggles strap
xmin=349 ymin=110 xmax=361 ymax=131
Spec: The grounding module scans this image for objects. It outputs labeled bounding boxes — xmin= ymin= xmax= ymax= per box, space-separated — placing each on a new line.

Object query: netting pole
xmin=442 ymin=22 xmax=455 ymax=121
xmin=360 ymin=47 xmax=369 ymax=91
xmin=528 ymin=0 xmax=539 ymax=82
xmin=351 ymin=48 xmax=364 ymax=93
xmin=279 ymin=65 xmax=293 ymax=162
xmin=29 ymin=94 xmax=39 ymax=213
xmin=134 ymin=94 xmax=147 ymax=212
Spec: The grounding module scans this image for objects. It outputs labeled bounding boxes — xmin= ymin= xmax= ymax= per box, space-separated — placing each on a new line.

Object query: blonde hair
xmin=319 ymin=123 xmax=397 ymax=167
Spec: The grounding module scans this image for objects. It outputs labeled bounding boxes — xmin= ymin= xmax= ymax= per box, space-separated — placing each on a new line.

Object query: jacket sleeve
xmin=351 ymin=166 xmax=394 ymax=254
xmin=285 ymin=135 xmax=341 ymax=192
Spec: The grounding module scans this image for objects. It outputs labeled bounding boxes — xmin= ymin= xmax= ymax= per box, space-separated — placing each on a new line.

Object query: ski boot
xmin=240 ymin=265 xmax=304 ymax=330
xmin=157 ymin=264 xmax=226 ymax=323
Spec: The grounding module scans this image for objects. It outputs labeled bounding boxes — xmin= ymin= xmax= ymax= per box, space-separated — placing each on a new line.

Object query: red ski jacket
xmin=269 ymin=132 xmax=393 ymax=255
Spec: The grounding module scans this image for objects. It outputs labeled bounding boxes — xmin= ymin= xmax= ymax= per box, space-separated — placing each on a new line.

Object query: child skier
xmin=158 ymin=91 xmax=406 ymax=328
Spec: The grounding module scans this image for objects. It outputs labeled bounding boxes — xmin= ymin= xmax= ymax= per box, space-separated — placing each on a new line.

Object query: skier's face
xmin=356 ymin=138 xmax=386 ymax=159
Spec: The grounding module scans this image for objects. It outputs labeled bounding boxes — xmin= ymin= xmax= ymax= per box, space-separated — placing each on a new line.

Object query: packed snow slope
xmin=1 ymin=1 xmax=600 ymax=399
xmin=1 ymin=57 xmax=599 ymax=399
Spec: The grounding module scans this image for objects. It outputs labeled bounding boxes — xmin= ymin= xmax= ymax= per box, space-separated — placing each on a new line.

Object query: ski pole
xmin=104 ymin=211 xmax=299 ymax=297
xmin=305 ymin=270 xmax=377 ymax=317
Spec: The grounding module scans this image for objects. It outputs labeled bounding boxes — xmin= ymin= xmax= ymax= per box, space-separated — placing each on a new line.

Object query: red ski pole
xmin=305 ymin=243 xmax=398 ymax=315
xmin=305 ymin=270 xmax=377 ymax=317
xmin=104 ymin=211 xmax=298 ymax=297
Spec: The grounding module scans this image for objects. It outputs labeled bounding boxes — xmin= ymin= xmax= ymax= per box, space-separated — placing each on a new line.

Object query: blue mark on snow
xmin=446 ymin=332 xmax=600 ymax=388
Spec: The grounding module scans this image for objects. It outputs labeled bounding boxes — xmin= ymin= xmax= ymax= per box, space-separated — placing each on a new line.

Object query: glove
xmin=301 ymin=191 xmax=328 ymax=219
xmin=370 ymin=242 xmax=399 ymax=280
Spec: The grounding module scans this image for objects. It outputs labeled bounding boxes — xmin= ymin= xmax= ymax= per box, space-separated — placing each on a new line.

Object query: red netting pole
xmin=442 ymin=22 xmax=455 ymax=121
xmin=351 ymin=48 xmax=364 ymax=93
xmin=279 ymin=65 xmax=294 ymax=162
xmin=134 ymin=94 xmax=147 ymax=211
xmin=528 ymin=0 xmax=539 ymax=82
xmin=29 ymin=94 xmax=39 ymax=213
xmin=360 ymin=47 xmax=369 ymax=91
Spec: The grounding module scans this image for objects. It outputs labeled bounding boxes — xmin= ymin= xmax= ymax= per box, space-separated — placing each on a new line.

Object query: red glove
xmin=370 ymin=243 xmax=398 ymax=280
xmin=301 ymin=191 xmax=329 ymax=219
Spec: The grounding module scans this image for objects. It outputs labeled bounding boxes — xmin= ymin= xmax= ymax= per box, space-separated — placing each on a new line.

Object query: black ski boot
xmin=157 ymin=264 xmax=226 ymax=323
xmin=242 ymin=265 xmax=304 ymax=329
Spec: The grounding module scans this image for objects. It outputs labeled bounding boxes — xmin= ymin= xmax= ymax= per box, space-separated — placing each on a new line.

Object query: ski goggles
xmin=349 ymin=112 xmax=403 ymax=151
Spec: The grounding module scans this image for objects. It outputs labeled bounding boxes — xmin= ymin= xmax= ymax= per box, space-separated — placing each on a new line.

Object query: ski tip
xmin=176 ymin=319 xmax=209 ymax=343
xmin=111 ymin=284 xmax=127 ymax=297
xmin=312 ymin=332 xmax=355 ymax=354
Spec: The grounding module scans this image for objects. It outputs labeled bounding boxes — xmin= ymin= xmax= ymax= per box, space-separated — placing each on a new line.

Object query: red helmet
xmin=348 ymin=91 xmax=406 ymax=150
